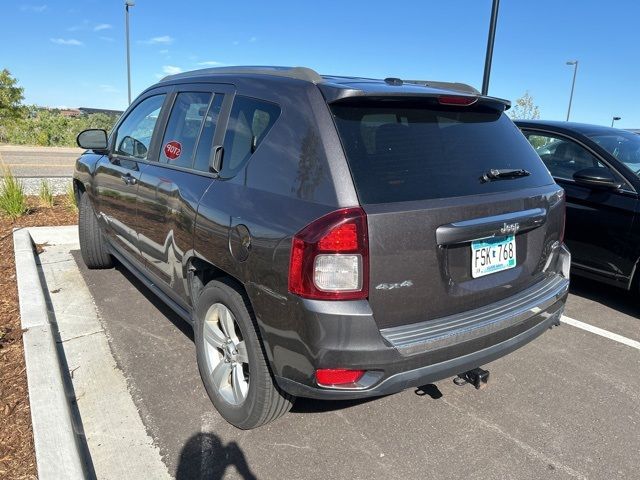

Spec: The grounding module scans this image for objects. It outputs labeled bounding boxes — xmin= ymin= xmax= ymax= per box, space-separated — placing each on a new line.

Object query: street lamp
xmin=611 ymin=116 xmax=621 ymax=128
xmin=566 ymin=60 xmax=578 ymax=121
xmin=125 ymin=1 xmax=135 ymax=105
xmin=481 ymin=0 xmax=501 ymax=96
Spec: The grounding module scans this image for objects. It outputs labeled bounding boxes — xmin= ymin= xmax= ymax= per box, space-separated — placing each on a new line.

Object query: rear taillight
xmin=288 ymin=207 xmax=369 ymax=300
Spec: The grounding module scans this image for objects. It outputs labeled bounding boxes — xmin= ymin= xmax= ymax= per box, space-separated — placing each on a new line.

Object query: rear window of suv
xmin=331 ymin=103 xmax=554 ymax=204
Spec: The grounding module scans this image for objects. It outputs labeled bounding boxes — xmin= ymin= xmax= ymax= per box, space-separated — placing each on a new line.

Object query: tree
xmin=507 ymin=92 xmax=540 ymax=120
xmin=0 ymin=69 xmax=25 ymax=122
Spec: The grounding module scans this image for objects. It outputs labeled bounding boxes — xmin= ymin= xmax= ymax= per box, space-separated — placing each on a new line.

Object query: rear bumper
xmin=269 ymin=245 xmax=570 ymax=400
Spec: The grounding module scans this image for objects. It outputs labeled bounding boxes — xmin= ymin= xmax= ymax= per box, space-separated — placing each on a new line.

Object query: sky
xmin=2 ymin=0 xmax=639 ymax=128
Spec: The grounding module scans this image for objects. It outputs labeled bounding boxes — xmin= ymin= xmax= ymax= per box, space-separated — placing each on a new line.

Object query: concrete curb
xmin=13 ymin=228 xmax=86 ymax=480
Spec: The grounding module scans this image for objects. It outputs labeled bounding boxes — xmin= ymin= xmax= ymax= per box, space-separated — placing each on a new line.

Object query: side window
xmin=193 ymin=94 xmax=224 ymax=173
xmin=525 ymin=133 xmax=604 ymax=180
xmin=114 ymin=95 xmax=165 ymax=159
xmin=160 ymin=92 xmax=212 ymax=168
xmin=221 ymin=96 xmax=280 ymax=178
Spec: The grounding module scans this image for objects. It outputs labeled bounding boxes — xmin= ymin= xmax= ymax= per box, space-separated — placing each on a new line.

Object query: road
xmin=74 ymin=253 xmax=640 ymax=480
xmin=0 ymin=145 xmax=81 ymax=177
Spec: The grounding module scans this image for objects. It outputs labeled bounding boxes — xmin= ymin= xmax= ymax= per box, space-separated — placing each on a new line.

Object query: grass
xmin=65 ymin=182 xmax=78 ymax=212
xmin=0 ymin=167 xmax=28 ymax=220
xmin=38 ymin=179 xmax=55 ymax=208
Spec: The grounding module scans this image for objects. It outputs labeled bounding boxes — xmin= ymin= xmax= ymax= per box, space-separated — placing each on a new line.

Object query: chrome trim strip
xmin=436 ymin=207 xmax=547 ymax=245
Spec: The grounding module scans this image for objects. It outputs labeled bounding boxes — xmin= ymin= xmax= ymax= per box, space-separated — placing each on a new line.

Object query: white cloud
xmin=50 ymin=38 xmax=83 ymax=46
xmin=162 ymin=65 xmax=182 ymax=75
xmin=249 ymin=36 xmax=257 ymax=42
xmin=21 ymin=4 xmax=47 ymax=13
xmin=142 ymin=35 xmax=174 ymax=45
xmin=94 ymin=23 xmax=112 ymax=32
xmin=99 ymin=36 xmax=114 ymax=42
xmin=197 ymin=61 xmax=223 ymax=66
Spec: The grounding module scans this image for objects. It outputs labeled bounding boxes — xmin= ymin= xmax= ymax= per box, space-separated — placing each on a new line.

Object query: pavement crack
xmin=57 ymin=329 xmax=105 ymax=343
xmin=271 ymin=443 xmax=315 ymax=451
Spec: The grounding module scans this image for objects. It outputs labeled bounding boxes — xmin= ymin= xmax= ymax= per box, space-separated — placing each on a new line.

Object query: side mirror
xmin=77 ymin=129 xmax=108 ymax=152
xmin=573 ymin=167 xmax=622 ymax=189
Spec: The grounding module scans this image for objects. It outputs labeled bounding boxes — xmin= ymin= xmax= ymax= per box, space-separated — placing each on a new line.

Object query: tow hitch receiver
xmin=453 ymin=367 xmax=490 ymax=389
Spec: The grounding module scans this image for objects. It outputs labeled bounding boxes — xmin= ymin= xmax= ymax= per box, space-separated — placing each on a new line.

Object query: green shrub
xmin=0 ymin=167 xmax=28 ymax=219
xmin=39 ymin=179 xmax=54 ymax=207
xmin=66 ymin=182 xmax=78 ymax=212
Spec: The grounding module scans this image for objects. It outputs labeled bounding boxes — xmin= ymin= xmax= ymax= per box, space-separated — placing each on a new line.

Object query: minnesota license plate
xmin=471 ymin=235 xmax=516 ymax=278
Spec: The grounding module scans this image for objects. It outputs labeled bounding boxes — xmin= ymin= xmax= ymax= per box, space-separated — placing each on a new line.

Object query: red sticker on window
xmin=164 ymin=141 xmax=182 ymax=160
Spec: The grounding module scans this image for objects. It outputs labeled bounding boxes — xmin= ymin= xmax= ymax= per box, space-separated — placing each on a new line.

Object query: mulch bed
xmin=0 ymin=197 xmax=77 ymax=480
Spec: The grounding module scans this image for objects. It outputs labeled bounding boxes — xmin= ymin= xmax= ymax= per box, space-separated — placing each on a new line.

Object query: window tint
xmin=193 ymin=94 xmax=224 ymax=173
xmin=221 ymin=96 xmax=280 ymax=177
xmin=160 ymin=92 xmax=212 ymax=168
xmin=114 ymin=95 xmax=165 ymax=159
xmin=525 ymin=133 xmax=605 ymax=180
xmin=331 ymin=104 xmax=553 ymax=204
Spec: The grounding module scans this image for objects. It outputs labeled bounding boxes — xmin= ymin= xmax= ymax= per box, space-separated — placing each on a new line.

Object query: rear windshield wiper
xmin=481 ymin=168 xmax=531 ymax=182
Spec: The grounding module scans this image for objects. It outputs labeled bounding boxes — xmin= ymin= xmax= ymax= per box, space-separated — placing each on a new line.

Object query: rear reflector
xmin=438 ymin=95 xmax=478 ymax=106
xmin=316 ymin=369 xmax=365 ymax=386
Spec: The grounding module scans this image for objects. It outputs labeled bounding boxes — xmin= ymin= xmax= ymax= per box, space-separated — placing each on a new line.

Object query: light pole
xmin=125 ymin=1 xmax=135 ymax=105
xmin=611 ymin=116 xmax=621 ymax=128
xmin=566 ymin=60 xmax=578 ymax=121
xmin=481 ymin=0 xmax=501 ymax=96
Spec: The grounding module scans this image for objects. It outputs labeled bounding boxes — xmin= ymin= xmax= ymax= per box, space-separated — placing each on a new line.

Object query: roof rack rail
xmin=403 ymin=80 xmax=480 ymax=95
xmin=161 ymin=65 xmax=323 ymax=84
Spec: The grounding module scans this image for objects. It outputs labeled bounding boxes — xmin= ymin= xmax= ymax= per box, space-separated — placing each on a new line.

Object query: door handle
xmin=120 ymin=174 xmax=137 ymax=186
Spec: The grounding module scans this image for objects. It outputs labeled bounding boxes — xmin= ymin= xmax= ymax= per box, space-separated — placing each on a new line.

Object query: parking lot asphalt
xmin=74 ymin=253 xmax=640 ymax=480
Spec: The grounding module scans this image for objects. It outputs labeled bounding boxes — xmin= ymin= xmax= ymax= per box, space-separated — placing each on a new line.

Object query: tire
xmin=78 ymin=192 xmax=113 ymax=269
xmin=194 ymin=278 xmax=294 ymax=429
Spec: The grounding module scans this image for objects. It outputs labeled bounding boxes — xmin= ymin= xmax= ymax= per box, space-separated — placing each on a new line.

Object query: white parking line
xmin=561 ymin=315 xmax=640 ymax=351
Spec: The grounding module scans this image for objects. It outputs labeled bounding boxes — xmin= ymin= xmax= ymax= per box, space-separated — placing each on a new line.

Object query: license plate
xmin=471 ymin=235 xmax=516 ymax=278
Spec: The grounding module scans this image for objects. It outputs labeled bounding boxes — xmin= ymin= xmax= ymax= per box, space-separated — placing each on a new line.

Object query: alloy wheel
xmin=202 ymin=303 xmax=249 ymax=405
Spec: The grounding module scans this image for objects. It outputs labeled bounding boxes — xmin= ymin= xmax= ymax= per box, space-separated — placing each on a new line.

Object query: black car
xmin=517 ymin=120 xmax=640 ymax=290
xmin=73 ymin=66 xmax=569 ymax=429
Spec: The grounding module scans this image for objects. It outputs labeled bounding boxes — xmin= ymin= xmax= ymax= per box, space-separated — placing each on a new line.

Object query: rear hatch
xmin=330 ymin=97 xmax=564 ymax=329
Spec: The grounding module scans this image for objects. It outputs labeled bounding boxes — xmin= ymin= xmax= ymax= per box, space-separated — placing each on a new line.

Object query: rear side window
xmin=160 ymin=92 xmax=212 ymax=168
xmin=331 ymin=104 xmax=554 ymax=204
xmin=193 ymin=94 xmax=225 ymax=173
xmin=221 ymin=96 xmax=280 ymax=178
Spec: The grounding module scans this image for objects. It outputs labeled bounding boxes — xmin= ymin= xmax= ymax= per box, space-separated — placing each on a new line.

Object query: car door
xmin=93 ymin=91 xmax=169 ymax=263
xmin=523 ymin=129 xmax=637 ymax=283
xmin=135 ymin=84 xmax=233 ymax=308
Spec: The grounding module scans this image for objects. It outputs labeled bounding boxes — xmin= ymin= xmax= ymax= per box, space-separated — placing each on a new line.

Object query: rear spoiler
xmin=318 ymin=83 xmax=511 ymax=111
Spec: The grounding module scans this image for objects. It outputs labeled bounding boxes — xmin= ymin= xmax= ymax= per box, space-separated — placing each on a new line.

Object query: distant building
xmin=79 ymin=107 xmax=124 ymax=117
xmin=60 ymin=108 xmax=82 ymax=117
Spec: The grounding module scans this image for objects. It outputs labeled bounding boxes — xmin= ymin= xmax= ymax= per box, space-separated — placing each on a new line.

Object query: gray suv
xmin=74 ymin=66 xmax=570 ymax=429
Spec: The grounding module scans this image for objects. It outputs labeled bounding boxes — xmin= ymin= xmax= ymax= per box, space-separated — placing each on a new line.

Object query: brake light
xmin=316 ymin=368 xmax=365 ymax=386
xmin=438 ymin=95 xmax=478 ymax=106
xmin=288 ymin=207 xmax=369 ymax=300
